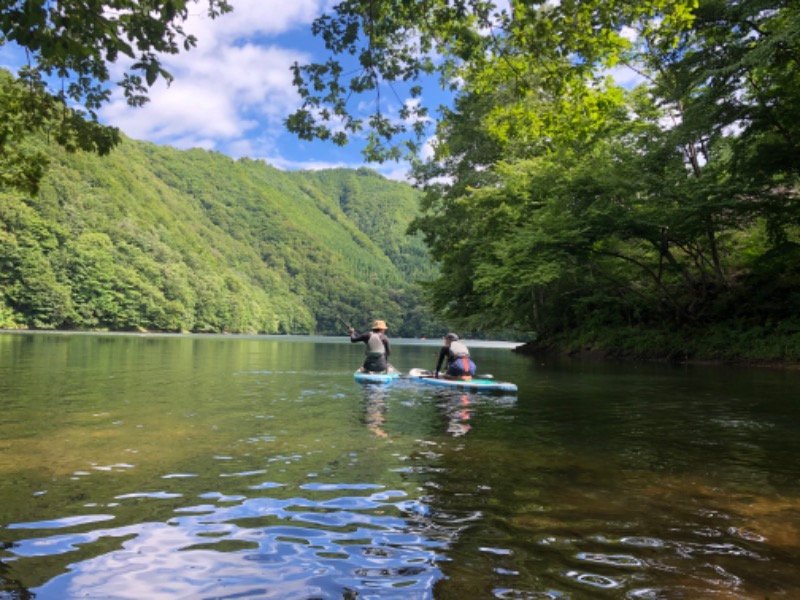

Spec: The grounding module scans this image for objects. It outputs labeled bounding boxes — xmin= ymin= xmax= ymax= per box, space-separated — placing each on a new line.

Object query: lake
xmin=1 ymin=331 xmax=799 ymax=599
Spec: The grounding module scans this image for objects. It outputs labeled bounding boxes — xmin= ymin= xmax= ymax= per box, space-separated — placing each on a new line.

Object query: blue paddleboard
xmin=354 ymin=370 xmax=400 ymax=384
xmin=408 ymin=368 xmax=518 ymax=393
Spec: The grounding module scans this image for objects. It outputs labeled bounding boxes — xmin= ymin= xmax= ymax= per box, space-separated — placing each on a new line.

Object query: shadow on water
xmin=1 ymin=333 xmax=800 ymax=598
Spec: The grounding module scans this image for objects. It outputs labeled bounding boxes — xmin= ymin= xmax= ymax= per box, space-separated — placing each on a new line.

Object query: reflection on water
xmin=14 ymin=488 xmax=445 ymax=599
xmin=361 ymin=385 xmax=390 ymax=439
xmin=2 ymin=332 xmax=800 ymax=599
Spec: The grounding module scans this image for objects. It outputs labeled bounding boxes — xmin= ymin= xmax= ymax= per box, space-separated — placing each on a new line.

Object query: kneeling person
xmin=349 ymin=320 xmax=393 ymax=373
xmin=434 ymin=333 xmax=476 ymax=380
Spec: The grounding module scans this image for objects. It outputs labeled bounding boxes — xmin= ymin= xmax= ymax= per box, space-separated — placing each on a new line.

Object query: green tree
xmin=0 ymin=123 xmax=437 ymax=336
xmin=0 ymin=191 xmax=73 ymax=327
xmin=287 ymin=0 xmax=695 ymax=162
xmin=292 ymin=0 xmax=800 ymax=353
xmin=0 ymin=228 xmax=73 ymax=328
xmin=0 ymin=0 xmax=231 ymax=194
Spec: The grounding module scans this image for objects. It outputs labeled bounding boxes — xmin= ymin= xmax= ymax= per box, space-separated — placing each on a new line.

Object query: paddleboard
xmin=407 ymin=368 xmax=518 ymax=394
xmin=354 ymin=370 xmax=400 ymax=385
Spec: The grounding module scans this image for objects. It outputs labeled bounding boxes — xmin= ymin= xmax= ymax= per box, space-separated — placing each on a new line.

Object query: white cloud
xmin=182 ymin=0 xmax=322 ymax=46
xmin=4 ymin=0 xmax=661 ymax=176
xmin=92 ymin=0 xmax=434 ymax=174
xmin=256 ymin=153 xmax=412 ymax=182
xmin=619 ymin=26 xmax=638 ymax=43
xmin=374 ymin=163 xmax=413 ymax=182
xmin=604 ymin=64 xmax=646 ymax=89
xmin=420 ymin=135 xmax=438 ymax=162
xmin=98 ymin=1 xmax=328 ymax=167
xmin=266 ymin=156 xmax=351 ymax=171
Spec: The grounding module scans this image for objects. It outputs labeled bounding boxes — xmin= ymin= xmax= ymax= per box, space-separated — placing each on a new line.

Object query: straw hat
xmin=372 ymin=320 xmax=388 ymax=330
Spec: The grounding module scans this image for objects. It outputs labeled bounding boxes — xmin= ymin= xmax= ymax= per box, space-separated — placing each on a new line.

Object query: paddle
xmin=405 ymin=368 xmax=434 ymax=379
xmin=405 ymin=368 xmax=494 ymax=380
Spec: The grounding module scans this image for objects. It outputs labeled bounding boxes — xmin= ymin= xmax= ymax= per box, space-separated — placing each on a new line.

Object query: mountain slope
xmin=0 ymin=136 xmax=439 ymax=335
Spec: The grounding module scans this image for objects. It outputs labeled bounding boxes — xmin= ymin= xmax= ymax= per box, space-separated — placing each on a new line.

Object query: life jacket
xmin=448 ymin=340 xmax=469 ymax=359
xmin=366 ymin=332 xmax=386 ymax=358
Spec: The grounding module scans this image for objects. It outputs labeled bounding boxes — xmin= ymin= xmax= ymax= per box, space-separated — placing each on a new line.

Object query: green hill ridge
xmin=0 ymin=136 xmax=439 ymax=336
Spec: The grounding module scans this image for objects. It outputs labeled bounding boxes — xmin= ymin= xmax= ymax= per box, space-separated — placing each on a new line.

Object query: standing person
xmin=434 ymin=333 xmax=476 ymax=380
xmin=349 ymin=320 xmax=394 ymax=373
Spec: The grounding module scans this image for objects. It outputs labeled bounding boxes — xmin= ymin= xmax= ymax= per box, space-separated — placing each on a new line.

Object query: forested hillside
xmin=0 ymin=135 xmax=439 ymax=336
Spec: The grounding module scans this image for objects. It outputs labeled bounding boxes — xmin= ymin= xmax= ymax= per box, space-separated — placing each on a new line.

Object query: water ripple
xmin=301 ymin=482 xmax=385 ymax=491
xmin=674 ymin=541 xmax=762 ymax=559
xmin=8 ymin=488 xmax=446 ymax=599
xmin=620 ymin=536 xmax=665 ymax=548
xmin=575 ymin=552 xmax=643 ymax=567
xmin=563 ymin=570 xmax=623 ymax=589
xmin=249 ymin=481 xmax=285 ymax=490
xmin=220 ymin=469 xmax=268 ymax=478
xmin=115 ymin=491 xmax=182 ymax=500
xmin=7 ymin=514 xmax=115 ymax=530
xmin=494 ymin=589 xmax=565 ymax=599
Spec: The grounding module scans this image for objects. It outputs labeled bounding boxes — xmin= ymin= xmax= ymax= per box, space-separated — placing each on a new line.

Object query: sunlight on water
xmin=2 ymin=332 xmax=800 ymax=598
xmin=17 ymin=488 xmax=446 ymax=598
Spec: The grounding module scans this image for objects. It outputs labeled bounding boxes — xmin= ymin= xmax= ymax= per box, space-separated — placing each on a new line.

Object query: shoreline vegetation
xmin=4 ymin=4 xmax=800 ymax=377
xmin=3 ymin=325 xmax=797 ymax=369
xmin=514 ymin=323 xmax=800 ymax=369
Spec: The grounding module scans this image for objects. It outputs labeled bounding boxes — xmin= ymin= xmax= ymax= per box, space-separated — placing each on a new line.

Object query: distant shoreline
xmin=0 ymin=329 xmax=523 ymax=349
xmin=513 ymin=339 xmax=800 ymax=370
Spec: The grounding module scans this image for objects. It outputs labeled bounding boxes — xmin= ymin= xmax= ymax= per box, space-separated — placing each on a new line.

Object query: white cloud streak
xmin=99 ymin=0 xmax=326 ymax=169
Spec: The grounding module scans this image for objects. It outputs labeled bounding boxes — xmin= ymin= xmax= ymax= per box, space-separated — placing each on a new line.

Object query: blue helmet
xmin=445 ymin=333 xmax=459 ymax=342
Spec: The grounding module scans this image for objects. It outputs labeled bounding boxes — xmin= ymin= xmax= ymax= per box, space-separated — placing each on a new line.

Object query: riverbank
xmin=513 ymin=324 xmax=800 ymax=368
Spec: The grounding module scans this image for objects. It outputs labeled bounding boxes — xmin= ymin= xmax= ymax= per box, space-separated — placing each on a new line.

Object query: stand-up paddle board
xmin=354 ymin=369 xmax=401 ymax=385
xmin=407 ymin=368 xmax=518 ymax=393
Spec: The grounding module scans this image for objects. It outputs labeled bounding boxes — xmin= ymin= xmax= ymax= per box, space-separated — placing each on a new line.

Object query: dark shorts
xmin=363 ymin=355 xmax=388 ymax=373
xmin=447 ymin=357 xmax=476 ymax=377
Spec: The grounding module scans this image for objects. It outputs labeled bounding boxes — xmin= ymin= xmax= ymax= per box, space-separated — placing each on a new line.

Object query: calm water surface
xmin=1 ymin=332 xmax=799 ymax=599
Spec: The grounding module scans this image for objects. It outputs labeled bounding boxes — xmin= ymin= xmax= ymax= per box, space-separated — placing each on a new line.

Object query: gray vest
xmin=449 ymin=340 xmax=469 ymax=358
xmin=366 ymin=332 xmax=385 ymax=358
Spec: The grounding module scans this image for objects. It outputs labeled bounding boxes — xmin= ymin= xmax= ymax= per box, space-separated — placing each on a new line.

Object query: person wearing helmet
xmin=349 ymin=320 xmax=395 ymax=373
xmin=434 ymin=333 xmax=476 ymax=380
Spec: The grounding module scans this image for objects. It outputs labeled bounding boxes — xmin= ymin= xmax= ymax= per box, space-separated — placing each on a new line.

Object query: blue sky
xmin=0 ymin=1 xmax=644 ymax=182
xmin=0 ymin=0 xmax=440 ymax=181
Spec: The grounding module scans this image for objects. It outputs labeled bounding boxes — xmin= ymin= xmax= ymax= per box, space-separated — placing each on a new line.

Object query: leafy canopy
xmin=292 ymin=0 xmax=800 ymax=357
xmin=0 ymin=0 xmax=232 ymax=194
xmin=286 ymin=0 xmax=696 ymax=163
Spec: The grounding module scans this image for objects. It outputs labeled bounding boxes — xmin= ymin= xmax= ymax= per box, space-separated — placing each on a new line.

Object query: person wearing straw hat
xmin=349 ymin=320 xmax=395 ymax=373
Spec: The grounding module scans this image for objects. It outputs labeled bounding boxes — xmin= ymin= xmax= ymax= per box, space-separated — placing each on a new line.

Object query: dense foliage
xmin=0 ymin=0 xmax=231 ymax=194
xmin=0 ymin=128 xmax=440 ymax=336
xmin=291 ymin=0 xmax=800 ymax=361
